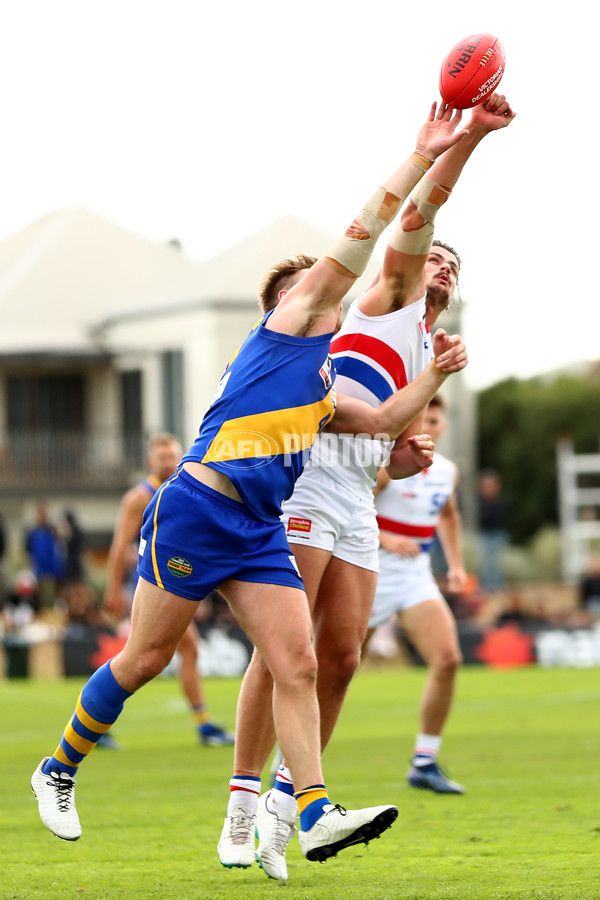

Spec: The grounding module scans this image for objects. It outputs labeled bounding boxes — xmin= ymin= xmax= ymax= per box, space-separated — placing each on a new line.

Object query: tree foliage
xmin=477 ymin=375 xmax=600 ymax=544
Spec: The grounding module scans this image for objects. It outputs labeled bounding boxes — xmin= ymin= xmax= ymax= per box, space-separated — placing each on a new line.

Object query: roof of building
xmin=0 ymin=208 xmax=381 ymax=354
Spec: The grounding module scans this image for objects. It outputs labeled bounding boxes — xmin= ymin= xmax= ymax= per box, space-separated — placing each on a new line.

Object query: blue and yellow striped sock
xmin=43 ymin=661 xmax=132 ymax=777
xmin=294 ymin=784 xmax=330 ymax=832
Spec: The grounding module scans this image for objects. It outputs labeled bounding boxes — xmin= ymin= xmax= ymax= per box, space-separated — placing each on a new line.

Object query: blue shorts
xmin=137 ymin=467 xmax=304 ymax=601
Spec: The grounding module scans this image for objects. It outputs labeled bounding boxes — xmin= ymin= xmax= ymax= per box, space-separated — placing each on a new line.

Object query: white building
xmin=0 ymin=208 xmax=474 ymax=553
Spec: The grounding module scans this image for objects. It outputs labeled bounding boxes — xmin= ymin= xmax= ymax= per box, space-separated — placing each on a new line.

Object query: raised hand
xmin=470 ymin=93 xmax=516 ymax=133
xmin=415 ymin=102 xmax=470 ymax=162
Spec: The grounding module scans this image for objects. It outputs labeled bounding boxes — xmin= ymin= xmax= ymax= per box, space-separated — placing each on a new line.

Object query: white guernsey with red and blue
xmin=306 ymin=294 xmax=433 ymax=495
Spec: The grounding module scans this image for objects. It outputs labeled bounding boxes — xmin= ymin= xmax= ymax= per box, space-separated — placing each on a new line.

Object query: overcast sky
xmin=1 ymin=1 xmax=596 ymax=389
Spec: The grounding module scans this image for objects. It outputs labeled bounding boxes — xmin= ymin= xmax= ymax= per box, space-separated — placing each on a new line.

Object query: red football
xmin=439 ymin=34 xmax=506 ymax=109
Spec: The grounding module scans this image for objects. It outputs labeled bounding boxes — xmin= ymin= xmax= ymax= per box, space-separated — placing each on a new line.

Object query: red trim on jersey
xmin=376 ymin=516 xmax=435 ymax=538
xmin=330 ymin=334 xmax=408 ymax=389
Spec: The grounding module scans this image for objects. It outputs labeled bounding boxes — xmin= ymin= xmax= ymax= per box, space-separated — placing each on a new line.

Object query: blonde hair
xmin=257 ymin=255 xmax=317 ymax=313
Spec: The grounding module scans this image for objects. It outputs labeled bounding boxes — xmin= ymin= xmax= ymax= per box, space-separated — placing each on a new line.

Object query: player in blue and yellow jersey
xmin=31 ymin=114 xmax=467 ymax=871
xmin=102 ymin=432 xmax=234 ymax=747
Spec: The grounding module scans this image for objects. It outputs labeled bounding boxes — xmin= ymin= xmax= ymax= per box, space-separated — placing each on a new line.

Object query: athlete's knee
xmin=272 ymin=644 xmax=318 ymax=692
xmin=291 ymin=646 xmax=318 ymax=686
xmin=319 ymin=642 xmax=361 ymax=689
xmin=430 ymin=644 xmax=462 ymax=675
xmin=128 ymin=647 xmax=174 ymax=687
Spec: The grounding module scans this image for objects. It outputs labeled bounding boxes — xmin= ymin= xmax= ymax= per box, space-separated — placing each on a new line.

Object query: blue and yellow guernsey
xmin=183 ymin=314 xmax=337 ymax=522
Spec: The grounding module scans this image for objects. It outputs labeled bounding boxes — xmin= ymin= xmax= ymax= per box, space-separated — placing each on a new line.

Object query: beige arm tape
xmin=388 ymin=177 xmax=451 ymax=256
xmin=325 ymin=187 xmax=402 ymax=278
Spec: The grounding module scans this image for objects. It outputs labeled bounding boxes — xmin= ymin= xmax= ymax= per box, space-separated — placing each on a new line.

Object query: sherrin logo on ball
xmin=439 ymin=33 xmax=506 ymax=109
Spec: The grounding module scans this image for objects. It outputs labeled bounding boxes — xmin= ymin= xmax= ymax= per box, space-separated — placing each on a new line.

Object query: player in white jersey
xmin=224 ymin=94 xmax=515 ymax=880
xmin=366 ymin=395 xmax=467 ymax=793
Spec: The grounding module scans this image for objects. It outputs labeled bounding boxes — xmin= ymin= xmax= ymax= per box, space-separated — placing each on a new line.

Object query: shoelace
xmin=229 ymin=813 xmax=254 ymax=845
xmin=267 ymin=815 xmax=296 ymax=854
xmin=48 ymin=774 xmax=75 ymax=813
xmin=327 ymin=804 xmax=347 ymax=817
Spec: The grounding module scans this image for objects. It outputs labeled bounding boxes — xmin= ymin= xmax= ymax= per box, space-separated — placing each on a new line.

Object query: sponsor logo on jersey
xmin=167 ymin=556 xmax=193 ymax=578
xmin=319 ymin=354 xmax=333 ymax=390
xmin=287 ymin=517 xmax=312 ymax=533
xmin=138 ymin=537 xmax=147 ymax=557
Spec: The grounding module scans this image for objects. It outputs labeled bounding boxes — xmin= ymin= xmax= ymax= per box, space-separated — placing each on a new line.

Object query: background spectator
xmin=1 ymin=569 xmax=40 ymax=632
xmin=580 ymin=554 xmax=600 ymax=618
xmin=25 ymin=504 xmax=65 ymax=607
xmin=477 ymin=468 xmax=509 ymax=593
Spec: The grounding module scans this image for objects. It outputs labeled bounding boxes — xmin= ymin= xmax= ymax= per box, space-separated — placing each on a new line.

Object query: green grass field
xmin=2 ymin=665 xmax=600 ymax=900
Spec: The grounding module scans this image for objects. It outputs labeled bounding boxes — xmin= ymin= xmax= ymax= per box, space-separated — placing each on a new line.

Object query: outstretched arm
xmin=360 ymin=93 xmax=516 ymax=315
xmin=267 ymin=103 xmax=468 ymax=338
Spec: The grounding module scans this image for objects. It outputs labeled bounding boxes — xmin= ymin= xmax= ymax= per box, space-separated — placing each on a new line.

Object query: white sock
xmin=227 ymin=775 xmax=260 ymax=816
xmin=268 ymin=785 xmax=298 ymax=816
xmin=413 ymin=733 xmax=442 ymax=765
xmin=270 ymin=764 xmax=298 ymax=814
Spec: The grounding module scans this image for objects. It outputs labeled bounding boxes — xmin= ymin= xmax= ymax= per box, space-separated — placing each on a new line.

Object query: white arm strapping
xmin=388 ymin=177 xmax=451 ymax=256
xmin=324 ymin=155 xmax=437 ymax=276
xmin=325 ymin=187 xmax=401 ymax=278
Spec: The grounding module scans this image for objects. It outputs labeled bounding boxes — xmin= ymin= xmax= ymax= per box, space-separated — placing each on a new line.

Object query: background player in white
xmin=365 ymin=394 xmax=467 ymax=792
xmin=226 ymin=93 xmax=515 ymax=881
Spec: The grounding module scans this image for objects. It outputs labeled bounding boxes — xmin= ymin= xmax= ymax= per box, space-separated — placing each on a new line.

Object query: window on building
xmin=120 ymin=370 xmax=143 ymax=467
xmin=7 ymin=374 xmax=85 ymax=432
xmin=161 ymin=350 xmax=184 ymax=442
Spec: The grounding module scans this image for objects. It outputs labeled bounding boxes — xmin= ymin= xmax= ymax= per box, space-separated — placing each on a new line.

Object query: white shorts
xmin=369 ymin=549 xmax=443 ymax=628
xmin=281 ymin=466 xmax=379 ymax=573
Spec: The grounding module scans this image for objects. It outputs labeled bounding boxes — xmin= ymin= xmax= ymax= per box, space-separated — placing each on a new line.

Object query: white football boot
xmin=217 ymin=802 xmax=256 ymax=868
xmin=299 ymin=802 xmax=398 ymax=862
xmin=256 ymin=790 xmax=296 ymax=881
xmin=31 ymin=757 xmax=82 ymax=841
